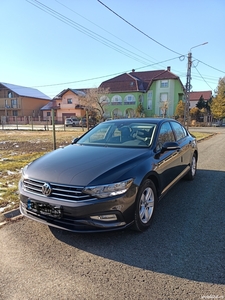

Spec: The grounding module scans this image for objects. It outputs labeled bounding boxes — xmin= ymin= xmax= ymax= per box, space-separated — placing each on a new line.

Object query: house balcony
xmin=52 ymin=105 xmax=60 ymax=110
xmin=0 ymin=104 xmax=21 ymax=110
xmin=55 ymin=104 xmax=84 ymax=110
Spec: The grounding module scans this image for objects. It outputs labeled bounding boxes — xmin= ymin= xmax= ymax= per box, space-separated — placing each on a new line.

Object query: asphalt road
xmin=0 ymin=128 xmax=224 ymax=300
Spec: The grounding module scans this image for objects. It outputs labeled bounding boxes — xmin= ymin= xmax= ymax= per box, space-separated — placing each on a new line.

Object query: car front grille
xmin=23 ymin=178 xmax=93 ymax=202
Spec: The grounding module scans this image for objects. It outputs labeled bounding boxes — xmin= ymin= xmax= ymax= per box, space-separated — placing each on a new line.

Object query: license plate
xmin=27 ymin=200 xmax=62 ymax=219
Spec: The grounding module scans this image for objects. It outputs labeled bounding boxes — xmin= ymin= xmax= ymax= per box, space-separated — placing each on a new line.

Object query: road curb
xmin=0 ymin=208 xmax=22 ymax=228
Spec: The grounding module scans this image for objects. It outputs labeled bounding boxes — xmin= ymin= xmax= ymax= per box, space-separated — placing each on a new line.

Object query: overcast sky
xmin=1 ymin=0 xmax=224 ymax=98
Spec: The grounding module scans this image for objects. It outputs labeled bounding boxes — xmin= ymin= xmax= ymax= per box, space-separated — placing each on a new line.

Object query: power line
xmin=194 ymin=66 xmax=214 ymax=90
xmin=97 ymin=0 xmax=183 ymax=56
xmin=97 ymin=1 xmax=225 ymax=77
xmin=25 ymin=0 xmax=223 ymax=94
xmin=26 ymin=0 xmax=168 ymax=66
xmin=54 ymin=0 xmax=163 ymax=66
xmin=193 ymin=57 xmax=225 ymax=74
xmin=32 ymin=56 xmax=180 ymax=89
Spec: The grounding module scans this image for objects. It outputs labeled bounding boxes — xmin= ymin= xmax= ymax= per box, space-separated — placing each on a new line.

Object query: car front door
xmin=154 ymin=121 xmax=182 ymax=193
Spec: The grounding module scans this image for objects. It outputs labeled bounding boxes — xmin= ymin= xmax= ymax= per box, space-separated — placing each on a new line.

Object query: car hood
xmin=25 ymin=144 xmax=149 ymax=186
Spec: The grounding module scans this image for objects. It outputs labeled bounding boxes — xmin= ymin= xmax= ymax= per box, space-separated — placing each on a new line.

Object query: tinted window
xmin=170 ymin=121 xmax=187 ymax=141
xmin=77 ymin=121 xmax=156 ymax=148
xmin=156 ymin=122 xmax=175 ymax=151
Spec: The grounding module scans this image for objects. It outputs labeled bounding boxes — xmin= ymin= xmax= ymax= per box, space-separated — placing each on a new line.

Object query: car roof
xmin=104 ymin=118 xmax=175 ymax=125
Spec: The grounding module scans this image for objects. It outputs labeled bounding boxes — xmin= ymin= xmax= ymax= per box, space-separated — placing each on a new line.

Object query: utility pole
xmin=184 ymin=52 xmax=192 ymax=130
xmin=184 ymin=42 xmax=208 ymax=130
xmin=51 ymin=108 xmax=56 ymax=150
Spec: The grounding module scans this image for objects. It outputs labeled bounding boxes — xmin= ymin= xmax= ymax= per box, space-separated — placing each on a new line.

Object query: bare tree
xmin=160 ymin=101 xmax=169 ymax=118
xmin=78 ymin=87 xmax=110 ymax=123
xmin=136 ymin=103 xmax=145 ymax=117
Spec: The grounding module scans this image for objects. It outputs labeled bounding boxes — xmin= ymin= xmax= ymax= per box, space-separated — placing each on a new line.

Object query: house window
xmin=99 ymin=95 xmax=110 ymax=105
xmin=113 ymin=108 xmax=122 ymax=117
xmin=160 ymin=93 xmax=168 ymax=102
xmin=138 ymin=94 xmax=144 ymax=103
xmin=47 ymin=112 xmax=51 ymax=117
xmin=67 ymin=98 xmax=72 ymax=104
xmin=13 ymin=110 xmax=18 ymax=116
xmin=159 ymin=93 xmax=168 ymax=116
xmin=160 ymin=80 xmax=169 ymax=88
xmin=111 ymin=95 xmax=122 ymax=105
xmin=11 ymin=99 xmax=17 ymax=108
xmin=124 ymin=95 xmax=136 ymax=105
xmin=5 ymin=100 xmax=10 ymax=108
xmin=8 ymin=91 xmax=13 ymax=98
xmin=147 ymin=91 xmax=153 ymax=110
xmin=147 ymin=100 xmax=152 ymax=110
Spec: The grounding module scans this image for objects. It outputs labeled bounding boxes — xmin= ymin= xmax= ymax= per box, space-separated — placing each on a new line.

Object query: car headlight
xmin=20 ymin=164 xmax=30 ymax=181
xmin=83 ymin=178 xmax=133 ymax=199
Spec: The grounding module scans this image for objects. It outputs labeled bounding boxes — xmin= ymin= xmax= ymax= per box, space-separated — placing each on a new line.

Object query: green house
xmin=99 ymin=67 xmax=184 ymax=119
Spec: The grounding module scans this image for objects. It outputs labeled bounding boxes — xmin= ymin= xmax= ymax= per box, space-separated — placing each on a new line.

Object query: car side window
xmin=156 ymin=122 xmax=175 ymax=151
xmin=170 ymin=121 xmax=187 ymax=141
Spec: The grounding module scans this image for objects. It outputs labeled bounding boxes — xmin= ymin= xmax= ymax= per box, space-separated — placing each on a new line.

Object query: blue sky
xmin=1 ymin=0 xmax=225 ymax=98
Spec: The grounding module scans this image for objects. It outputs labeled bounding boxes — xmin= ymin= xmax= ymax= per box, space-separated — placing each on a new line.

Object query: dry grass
xmin=0 ymin=129 xmax=86 ymax=212
xmin=0 ymin=128 xmax=210 ymax=213
xmin=190 ymin=132 xmax=213 ymax=140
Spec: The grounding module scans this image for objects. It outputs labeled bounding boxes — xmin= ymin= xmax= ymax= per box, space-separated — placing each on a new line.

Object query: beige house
xmin=41 ymin=88 xmax=86 ymax=123
xmin=0 ymin=82 xmax=51 ymax=124
xmin=189 ymin=91 xmax=212 ymax=108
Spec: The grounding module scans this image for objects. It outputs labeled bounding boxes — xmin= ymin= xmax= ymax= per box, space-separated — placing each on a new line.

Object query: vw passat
xmin=19 ymin=118 xmax=198 ymax=233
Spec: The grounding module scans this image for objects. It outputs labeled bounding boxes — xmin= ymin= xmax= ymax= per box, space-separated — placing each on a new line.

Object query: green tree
xmin=190 ymin=107 xmax=200 ymax=121
xmin=206 ymin=97 xmax=212 ymax=114
xmin=196 ymin=95 xmax=211 ymax=114
xmin=196 ymin=95 xmax=206 ymax=110
xmin=211 ymin=77 xmax=225 ymax=120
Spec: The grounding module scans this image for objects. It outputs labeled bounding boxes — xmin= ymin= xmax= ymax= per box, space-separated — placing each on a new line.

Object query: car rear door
xmin=170 ymin=121 xmax=191 ymax=173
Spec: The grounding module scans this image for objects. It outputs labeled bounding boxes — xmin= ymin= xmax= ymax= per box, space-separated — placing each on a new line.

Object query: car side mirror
xmin=161 ymin=142 xmax=180 ymax=153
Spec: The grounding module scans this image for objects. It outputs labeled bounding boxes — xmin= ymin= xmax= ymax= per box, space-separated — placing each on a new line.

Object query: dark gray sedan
xmin=19 ymin=118 xmax=198 ymax=233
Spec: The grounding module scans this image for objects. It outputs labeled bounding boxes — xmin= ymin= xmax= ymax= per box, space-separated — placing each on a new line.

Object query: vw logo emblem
xmin=42 ymin=182 xmax=52 ymax=196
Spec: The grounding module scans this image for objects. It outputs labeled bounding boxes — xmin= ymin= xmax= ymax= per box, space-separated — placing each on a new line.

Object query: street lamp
xmin=184 ymin=42 xmax=208 ymax=130
xmin=190 ymin=42 xmax=208 ymax=52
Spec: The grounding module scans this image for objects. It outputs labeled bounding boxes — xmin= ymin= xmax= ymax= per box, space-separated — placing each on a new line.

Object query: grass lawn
xmin=0 ymin=129 xmax=211 ymax=213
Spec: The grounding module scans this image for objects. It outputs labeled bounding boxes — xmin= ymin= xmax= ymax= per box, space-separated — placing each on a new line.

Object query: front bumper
xmin=19 ymin=188 xmax=136 ymax=233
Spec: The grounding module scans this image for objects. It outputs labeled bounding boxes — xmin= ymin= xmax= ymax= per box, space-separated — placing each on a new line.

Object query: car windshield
xmin=77 ymin=121 xmax=156 ymax=148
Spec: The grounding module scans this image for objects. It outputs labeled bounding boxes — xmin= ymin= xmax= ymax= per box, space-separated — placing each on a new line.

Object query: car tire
xmin=133 ymin=179 xmax=157 ymax=232
xmin=185 ymin=153 xmax=197 ymax=180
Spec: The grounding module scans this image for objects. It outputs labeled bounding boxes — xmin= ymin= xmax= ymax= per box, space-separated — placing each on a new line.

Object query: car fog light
xmin=90 ymin=214 xmax=117 ymax=221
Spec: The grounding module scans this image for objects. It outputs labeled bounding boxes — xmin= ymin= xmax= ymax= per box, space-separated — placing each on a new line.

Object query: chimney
xmin=167 ymin=66 xmax=171 ymax=72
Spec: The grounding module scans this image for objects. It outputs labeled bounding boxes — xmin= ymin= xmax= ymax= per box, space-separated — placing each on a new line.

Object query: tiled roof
xmin=41 ymin=101 xmax=54 ymax=110
xmin=0 ymin=82 xmax=51 ymax=100
xmin=99 ymin=69 xmax=181 ymax=92
xmin=189 ymin=91 xmax=212 ymax=101
xmin=54 ymin=88 xmax=86 ymax=99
